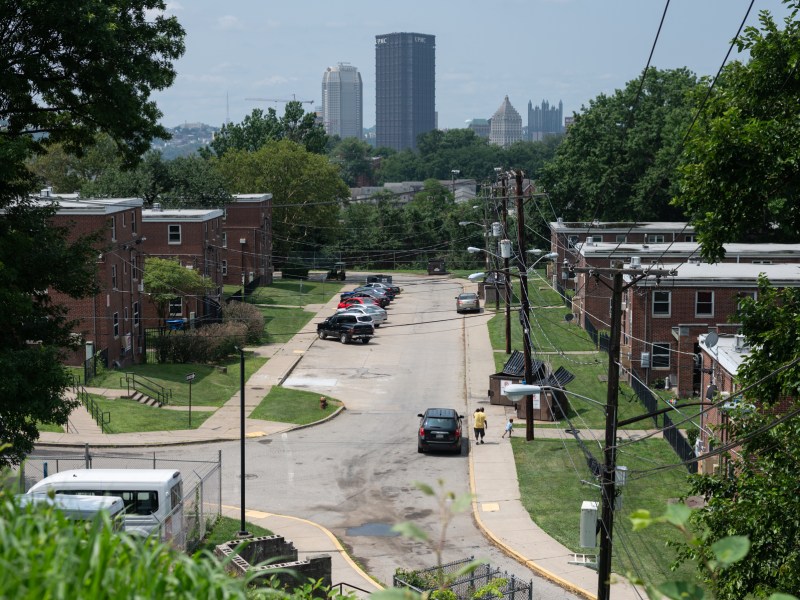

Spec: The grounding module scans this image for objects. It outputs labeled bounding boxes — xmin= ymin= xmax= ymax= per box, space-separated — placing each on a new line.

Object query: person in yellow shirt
xmin=473 ymin=407 xmax=487 ymax=444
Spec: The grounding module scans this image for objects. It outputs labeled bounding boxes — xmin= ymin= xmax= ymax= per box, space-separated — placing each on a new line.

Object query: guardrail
xmin=122 ymin=372 xmax=173 ymax=406
xmin=74 ymin=384 xmax=111 ymax=433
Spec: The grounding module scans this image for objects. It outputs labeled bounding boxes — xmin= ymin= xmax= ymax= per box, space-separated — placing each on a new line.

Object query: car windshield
xmin=459 ymin=294 xmax=477 ymax=300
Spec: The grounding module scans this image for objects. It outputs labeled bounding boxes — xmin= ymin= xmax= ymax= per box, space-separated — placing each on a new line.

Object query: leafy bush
xmin=223 ymin=300 xmax=265 ymax=343
xmin=154 ymin=323 xmax=247 ymax=364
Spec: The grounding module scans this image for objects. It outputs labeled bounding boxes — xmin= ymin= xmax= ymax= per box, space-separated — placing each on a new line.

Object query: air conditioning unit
xmin=137 ymin=283 xmax=144 ymax=292
xmin=641 ymin=352 xmax=651 ymax=368
xmin=629 ymin=256 xmax=641 ymax=269
xmin=734 ymin=334 xmax=747 ymax=352
xmin=585 ymin=236 xmax=594 ymax=246
xmin=580 ymin=501 xmax=599 ymax=548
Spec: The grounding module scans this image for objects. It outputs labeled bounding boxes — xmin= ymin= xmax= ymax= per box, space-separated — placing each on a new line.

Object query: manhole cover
xmin=237 ymin=473 xmax=258 ymax=480
xmin=258 ymin=439 xmax=273 ymax=445
xmin=346 ymin=522 xmax=399 ymax=537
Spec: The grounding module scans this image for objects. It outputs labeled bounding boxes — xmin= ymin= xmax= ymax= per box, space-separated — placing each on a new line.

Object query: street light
xmin=451 ymin=169 xmax=461 ymax=197
xmin=234 ymin=346 xmax=251 ymax=539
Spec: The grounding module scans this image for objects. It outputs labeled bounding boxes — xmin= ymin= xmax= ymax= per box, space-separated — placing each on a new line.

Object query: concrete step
xmin=130 ymin=392 xmax=162 ymax=407
xmin=67 ymin=404 xmax=103 ymax=435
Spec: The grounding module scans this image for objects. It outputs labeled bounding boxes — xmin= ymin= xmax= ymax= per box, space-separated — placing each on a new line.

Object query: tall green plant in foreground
xmin=0 ymin=490 xmax=350 ymax=599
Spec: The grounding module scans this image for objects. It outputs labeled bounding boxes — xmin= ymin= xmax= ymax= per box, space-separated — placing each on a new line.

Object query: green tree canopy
xmin=539 ymin=67 xmax=699 ymax=222
xmin=674 ymin=3 xmax=800 ymax=262
xmin=208 ymin=102 xmax=328 ymax=157
xmin=218 ymin=140 xmax=349 ymax=262
xmin=142 ymin=257 xmax=214 ymax=328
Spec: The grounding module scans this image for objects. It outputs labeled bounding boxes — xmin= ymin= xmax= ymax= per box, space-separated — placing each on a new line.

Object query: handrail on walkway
xmin=122 ymin=372 xmax=173 ymax=405
xmin=72 ymin=381 xmax=111 ymax=433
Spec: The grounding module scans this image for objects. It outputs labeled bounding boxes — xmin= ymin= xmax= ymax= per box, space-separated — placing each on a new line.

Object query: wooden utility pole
xmin=572 ymin=262 xmax=675 ymax=600
xmin=501 ymin=174 xmax=511 ymax=354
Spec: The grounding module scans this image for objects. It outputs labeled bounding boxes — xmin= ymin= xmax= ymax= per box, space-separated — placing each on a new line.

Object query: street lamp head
xmin=467 ymin=246 xmax=483 ymax=254
xmin=504 ymin=383 xmax=542 ymax=402
xmin=468 ymin=272 xmax=485 ymax=281
xmin=451 ymin=169 xmax=460 ymax=176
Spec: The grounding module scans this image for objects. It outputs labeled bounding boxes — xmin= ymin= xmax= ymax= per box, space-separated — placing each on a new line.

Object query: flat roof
xmin=232 ymin=193 xmax=272 ymax=202
xmin=32 ymin=197 xmax=143 ymax=215
xmin=142 ymin=208 xmax=224 ymax=221
xmin=627 ymin=261 xmax=800 ymax=286
xmin=579 ymin=241 xmax=800 ymax=258
xmin=698 ymin=333 xmax=750 ymax=375
xmin=551 ymin=220 xmax=694 ymax=232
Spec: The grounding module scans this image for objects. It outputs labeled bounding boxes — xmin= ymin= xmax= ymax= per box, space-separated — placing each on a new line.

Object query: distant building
xmin=375 ymin=32 xmax=436 ymax=151
xmin=321 ymin=63 xmax=363 ymax=140
xmin=527 ymin=99 xmax=563 ymax=141
xmin=466 ymin=118 xmax=490 ymax=139
xmin=489 ymin=96 xmax=522 ymax=148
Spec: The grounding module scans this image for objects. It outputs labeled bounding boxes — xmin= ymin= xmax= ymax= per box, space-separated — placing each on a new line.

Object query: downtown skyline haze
xmin=152 ymin=0 xmax=792 ymax=132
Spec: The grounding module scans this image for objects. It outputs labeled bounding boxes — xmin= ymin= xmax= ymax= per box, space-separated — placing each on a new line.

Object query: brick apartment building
xmin=141 ymin=205 xmax=225 ymax=329
xmin=39 ymin=195 xmax=147 ymax=369
xmin=222 ymin=193 xmax=273 ymax=287
xmin=620 ymin=262 xmax=800 ymax=398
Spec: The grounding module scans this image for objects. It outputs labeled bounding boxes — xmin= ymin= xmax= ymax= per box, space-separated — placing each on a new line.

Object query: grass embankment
xmin=195 ymin=516 xmax=273 ymax=557
xmin=250 ymin=387 xmax=339 ymax=424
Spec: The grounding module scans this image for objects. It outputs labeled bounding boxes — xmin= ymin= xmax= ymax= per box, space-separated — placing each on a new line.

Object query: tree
xmin=0 ymin=1 xmax=185 ymax=467
xmin=207 ymin=102 xmax=328 ymax=157
xmin=539 ymin=67 xmax=699 ymax=222
xmin=218 ymin=140 xmax=349 ymax=263
xmin=329 ymin=137 xmax=375 ymax=186
xmin=674 ymin=3 xmax=800 ymax=262
xmin=142 ymin=257 xmax=213 ymax=330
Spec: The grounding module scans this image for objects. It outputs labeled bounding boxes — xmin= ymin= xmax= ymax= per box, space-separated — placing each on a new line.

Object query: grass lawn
xmin=250 ymin=387 xmax=340 ymax=424
xmin=37 ymin=421 xmax=65 ymax=433
xmin=259 ymin=306 xmax=318 ymax=344
xmin=194 ymin=516 xmax=272 ymax=557
xmin=85 ymin=353 xmax=267 ymax=408
xmin=246 ymin=279 xmax=344 ymax=307
xmin=514 ymin=437 xmax=695 ymax=584
xmin=90 ymin=394 xmax=213 ymax=433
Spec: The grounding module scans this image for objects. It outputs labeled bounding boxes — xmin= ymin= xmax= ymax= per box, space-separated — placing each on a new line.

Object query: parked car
xmin=346 ymin=289 xmax=390 ymax=308
xmin=417 ymin=408 xmax=464 ymax=455
xmin=338 ymin=304 xmax=387 ymax=327
xmin=456 ymin=292 xmax=480 ymax=313
xmin=337 ymin=296 xmax=380 ymax=310
xmin=362 ymin=281 xmax=401 ymax=295
xmin=317 ymin=313 xmax=374 ymax=344
xmin=356 ymin=284 xmax=395 ymax=300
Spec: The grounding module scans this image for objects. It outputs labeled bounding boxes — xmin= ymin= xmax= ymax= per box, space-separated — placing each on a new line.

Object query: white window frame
xmin=695 ymin=290 xmax=714 ymax=317
xmin=110 ymin=216 xmax=117 ymax=241
xmin=113 ymin=312 xmax=119 ymax=338
xmin=221 ymin=260 xmax=228 ymax=276
xmin=131 ymin=255 xmax=138 ymax=281
xmin=168 ymin=224 xmax=182 ymax=245
xmin=647 ymin=234 xmax=665 ymax=243
xmin=133 ymin=301 xmax=140 ymax=327
xmin=111 ymin=265 xmax=118 ymax=290
xmin=222 ymin=232 xmax=227 ymax=248
xmin=131 ymin=211 xmax=137 ymax=234
xmin=651 ymin=342 xmax=670 ymax=369
xmin=615 ymin=234 xmax=627 ymax=243
xmin=168 ymin=297 xmax=182 ymax=316
xmin=652 ymin=290 xmax=671 ymax=317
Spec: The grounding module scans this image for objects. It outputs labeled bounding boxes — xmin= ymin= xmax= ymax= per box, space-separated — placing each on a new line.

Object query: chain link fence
xmin=17 ymin=447 xmax=221 ymax=553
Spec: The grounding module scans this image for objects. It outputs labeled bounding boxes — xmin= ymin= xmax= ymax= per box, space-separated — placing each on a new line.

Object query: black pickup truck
xmin=317 ymin=313 xmax=374 ymax=344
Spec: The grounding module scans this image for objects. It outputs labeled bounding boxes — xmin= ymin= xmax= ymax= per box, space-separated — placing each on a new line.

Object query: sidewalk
xmin=37 ymin=276 xmax=643 ymax=598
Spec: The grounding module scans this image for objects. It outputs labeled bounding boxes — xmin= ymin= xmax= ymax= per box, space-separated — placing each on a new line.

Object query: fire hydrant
xmin=319 ymin=396 xmax=328 ymax=410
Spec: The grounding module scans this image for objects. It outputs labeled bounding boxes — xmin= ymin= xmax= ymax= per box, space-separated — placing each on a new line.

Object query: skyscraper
xmin=527 ymin=99 xmax=564 ymax=141
xmin=375 ymin=32 xmax=435 ymax=151
xmin=321 ymin=63 xmax=363 ymax=140
xmin=489 ymin=96 xmax=523 ymax=148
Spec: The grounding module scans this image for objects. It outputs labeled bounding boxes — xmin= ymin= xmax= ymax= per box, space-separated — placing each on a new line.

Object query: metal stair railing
xmin=73 ymin=381 xmax=111 ymax=433
xmin=122 ymin=373 xmax=173 ymax=406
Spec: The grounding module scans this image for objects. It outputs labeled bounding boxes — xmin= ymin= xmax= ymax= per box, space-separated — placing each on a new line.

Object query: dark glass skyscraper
xmin=375 ymin=32 xmax=435 ymax=151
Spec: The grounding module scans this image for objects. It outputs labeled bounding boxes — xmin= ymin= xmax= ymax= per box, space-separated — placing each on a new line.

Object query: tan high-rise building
xmin=321 ymin=63 xmax=363 ymax=140
xmin=489 ymin=96 xmax=523 ymax=148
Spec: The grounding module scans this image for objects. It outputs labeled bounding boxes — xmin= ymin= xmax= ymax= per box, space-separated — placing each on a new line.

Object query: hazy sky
xmin=151 ymin=0 xmax=793 ymax=130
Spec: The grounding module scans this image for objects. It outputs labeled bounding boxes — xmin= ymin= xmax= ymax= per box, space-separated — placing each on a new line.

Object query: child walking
xmin=501 ymin=418 xmax=514 ymax=438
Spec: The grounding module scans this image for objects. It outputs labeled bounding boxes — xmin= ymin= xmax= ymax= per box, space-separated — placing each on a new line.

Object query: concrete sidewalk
xmin=37 ymin=276 xmax=644 ymax=598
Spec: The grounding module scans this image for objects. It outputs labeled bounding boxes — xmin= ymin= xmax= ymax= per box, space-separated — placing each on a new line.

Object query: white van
xmin=27 ymin=469 xmax=183 ymax=541
xmin=19 ymin=493 xmax=126 ymax=528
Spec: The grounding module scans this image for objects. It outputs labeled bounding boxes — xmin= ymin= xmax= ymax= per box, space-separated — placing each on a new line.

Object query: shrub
xmin=154 ymin=323 xmax=247 ymax=364
xmin=223 ymin=301 xmax=265 ymax=343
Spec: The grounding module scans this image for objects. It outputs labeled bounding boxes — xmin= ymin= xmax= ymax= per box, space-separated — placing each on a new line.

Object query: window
xmin=221 ymin=260 xmax=228 ymax=276
xmin=54 ymin=489 xmax=158 ymax=516
xmin=168 ymin=224 xmax=181 ymax=244
xmin=113 ymin=312 xmax=119 ymax=338
xmin=124 ymin=307 xmax=129 ymax=322
xmin=169 ymin=297 xmax=182 ymax=316
xmin=751 ymin=259 xmax=773 ymax=265
xmin=615 ymin=234 xmax=627 ymax=243
xmin=131 ymin=211 xmax=137 ymax=234
xmin=647 ymin=234 xmax=665 ymax=243
xmin=110 ymin=216 xmax=117 ymax=241
xmin=651 ymin=343 xmax=670 ymax=369
xmin=131 ymin=256 xmax=139 ymax=280
xmin=696 ymin=291 xmax=714 ymax=317
xmin=568 ymin=235 xmax=578 ymax=248
xmin=133 ymin=302 xmax=140 ymax=327
xmin=222 ymin=232 xmax=227 ymax=248
xmin=737 ymin=291 xmax=756 ymax=310
xmin=685 ymin=234 xmax=696 ymax=242
xmin=652 ymin=290 xmax=671 ymax=316
xmin=590 ymin=235 xmax=603 ymax=242
xmin=111 ymin=265 xmax=118 ymax=290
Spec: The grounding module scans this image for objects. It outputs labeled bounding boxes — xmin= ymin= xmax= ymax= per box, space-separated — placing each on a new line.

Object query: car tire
xmin=340 ymin=333 xmax=349 ymax=344
xmin=417 ymin=444 xmax=424 ymax=453
xmin=318 ymin=331 xmax=326 ymax=340
xmin=362 ymin=337 xmax=371 ymax=344
xmin=374 ymin=324 xmax=380 ymax=328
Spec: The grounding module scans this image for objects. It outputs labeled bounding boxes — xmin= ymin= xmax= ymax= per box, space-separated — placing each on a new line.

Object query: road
xmin=36 ymin=275 xmax=581 ymax=598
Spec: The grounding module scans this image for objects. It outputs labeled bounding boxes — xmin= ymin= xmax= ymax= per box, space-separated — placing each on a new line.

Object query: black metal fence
xmin=394 ymin=557 xmax=533 ymax=600
xmin=83 ymin=348 xmax=108 ymax=385
xmin=584 ymin=318 xmax=610 ymax=352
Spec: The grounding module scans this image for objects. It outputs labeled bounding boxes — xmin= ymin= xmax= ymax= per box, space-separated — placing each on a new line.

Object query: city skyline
xmin=321 ymin=62 xmax=363 ymax=140
xmin=150 ymin=0 xmax=793 ymax=131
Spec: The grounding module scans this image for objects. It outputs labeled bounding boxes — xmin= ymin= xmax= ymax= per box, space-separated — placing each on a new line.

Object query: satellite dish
xmin=564 ymin=313 xmax=574 ymax=322
xmin=705 ymin=331 xmax=719 ymax=348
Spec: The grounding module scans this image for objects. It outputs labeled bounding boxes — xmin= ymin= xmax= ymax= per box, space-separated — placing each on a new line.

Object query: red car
xmin=337 ymin=296 xmax=380 ymax=310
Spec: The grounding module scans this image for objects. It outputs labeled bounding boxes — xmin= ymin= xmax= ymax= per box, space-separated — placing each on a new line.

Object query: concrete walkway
xmin=37 ymin=278 xmax=651 ymax=599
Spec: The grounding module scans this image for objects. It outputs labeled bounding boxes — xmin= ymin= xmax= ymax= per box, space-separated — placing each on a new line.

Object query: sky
xmin=151 ymin=0 xmax=794 ymax=131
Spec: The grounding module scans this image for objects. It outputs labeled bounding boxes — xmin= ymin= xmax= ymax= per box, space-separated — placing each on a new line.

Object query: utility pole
xmin=512 ymin=169 xmax=535 ymax=442
xmin=572 ymin=261 xmax=675 ymax=600
xmin=501 ymin=173 xmax=511 ymax=353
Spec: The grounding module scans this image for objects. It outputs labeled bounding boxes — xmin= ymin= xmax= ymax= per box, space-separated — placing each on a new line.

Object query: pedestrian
xmin=501 ymin=418 xmax=514 ymax=438
xmin=474 ymin=407 xmax=487 ymax=444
